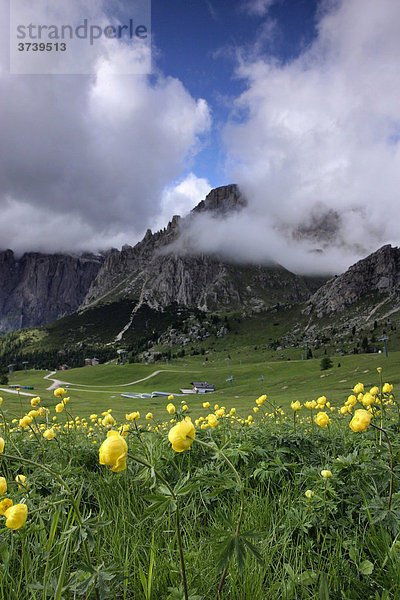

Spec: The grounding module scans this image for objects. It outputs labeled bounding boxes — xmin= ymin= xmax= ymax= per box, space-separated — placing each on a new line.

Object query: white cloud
xmin=242 ymin=0 xmax=277 ymax=17
xmin=0 ymin=0 xmax=211 ymax=254
xmin=154 ymin=174 xmax=211 ymax=231
xmin=192 ymin=0 xmax=400 ymax=274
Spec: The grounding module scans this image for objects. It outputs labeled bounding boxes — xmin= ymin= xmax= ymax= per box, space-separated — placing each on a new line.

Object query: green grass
xmin=2 ymin=351 xmax=399 ymax=424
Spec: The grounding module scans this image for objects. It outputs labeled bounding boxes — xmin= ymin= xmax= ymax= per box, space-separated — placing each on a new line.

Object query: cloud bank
xmin=0 ymin=0 xmax=210 ymax=254
xmin=182 ymin=0 xmax=400 ymax=274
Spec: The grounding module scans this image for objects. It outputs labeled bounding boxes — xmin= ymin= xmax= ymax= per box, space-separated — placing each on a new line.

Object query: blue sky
xmin=1 ymin=0 xmax=400 ymax=274
xmin=152 ymin=0 xmax=319 ymax=185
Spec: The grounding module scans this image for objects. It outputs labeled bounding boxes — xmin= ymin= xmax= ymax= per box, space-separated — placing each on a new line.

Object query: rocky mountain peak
xmin=191 ymin=184 xmax=246 ymax=216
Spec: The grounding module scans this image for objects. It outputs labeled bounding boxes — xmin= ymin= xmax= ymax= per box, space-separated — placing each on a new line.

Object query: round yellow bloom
xmin=362 ymin=393 xmax=375 ymax=407
xmin=99 ymin=430 xmax=128 ymax=472
xmin=43 ymin=428 xmax=55 ymax=440
xmin=0 ymin=438 xmax=4 ymax=453
xmin=305 ymin=400 xmax=317 ymax=410
xmin=168 ymin=418 xmax=195 ymax=453
xmin=0 ymin=477 xmax=7 ymax=495
xmin=377 ymin=367 xmax=382 ymax=373
xmin=15 ymin=474 xmax=27 ymax=489
xmin=321 ymin=470 xmax=332 ymax=479
xmin=317 ymin=396 xmax=327 ymax=406
xmin=55 ymin=403 xmax=64 ymax=414
xmin=383 ymin=383 xmax=393 ymax=394
xmin=253 ymin=406 xmax=259 ymax=413
xmin=182 ymin=405 xmax=188 ymax=412
xmin=102 ymin=414 xmax=116 ymax=427
xmin=207 ymin=414 xmax=219 ymax=428
xmin=291 ymin=401 xmax=302 ymax=411
xmin=0 ymin=397 xmax=2 ymax=406
xmin=349 ymin=409 xmax=372 ymax=432
xmin=256 ymin=395 xmax=267 ymax=407
xmin=346 ymin=395 xmax=357 ymax=406
xmin=4 ymin=503 xmax=28 ymax=530
xmin=369 ymin=386 xmax=379 ymax=396
xmin=0 ymin=498 xmax=13 ymax=515
xmin=125 ymin=411 xmax=140 ymax=422
xmin=28 ymin=410 xmax=39 ymax=419
xmin=145 ymin=413 xmax=153 ymax=421
xmin=229 ymin=408 xmax=236 ymax=416
xmin=30 ymin=397 xmax=40 ymax=407
xmin=202 ymin=402 xmax=210 ymax=409
xmin=314 ymin=412 xmax=330 ymax=427
xmin=19 ymin=416 xmax=33 ymax=428
xmin=339 ymin=406 xmax=349 ymax=415
xmin=166 ymin=403 xmax=176 ymax=414
xmin=168 ymin=394 xmax=174 ymax=401
xmin=305 ymin=490 xmax=314 ymax=499
xmin=353 ymin=383 xmax=364 ymax=394
xmin=54 ymin=388 xmax=66 ymax=397
xmin=63 ymin=397 xmax=70 ymax=403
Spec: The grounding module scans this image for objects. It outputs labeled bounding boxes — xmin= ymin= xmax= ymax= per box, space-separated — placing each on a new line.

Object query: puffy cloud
xmin=0 ymin=0 xmax=210 ymax=254
xmin=242 ymin=0 xmax=277 ymax=17
xmin=185 ymin=0 xmax=400 ymax=274
xmin=154 ymin=174 xmax=211 ymax=232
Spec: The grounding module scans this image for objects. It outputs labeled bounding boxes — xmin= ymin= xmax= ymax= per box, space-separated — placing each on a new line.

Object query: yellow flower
xmin=0 ymin=397 xmax=2 ymax=406
xmin=321 ymin=470 xmax=332 ymax=479
xmin=256 ymin=395 xmax=267 ymax=406
xmin=55 ymin=403 xmax=64 ymax=414
xmin=43 ymin=428 xmax=55 ymax=440
xmin=30 ymin=397 xmax=40 ymax=407
xmin=0 ymin=438 xmax=4 ymax=453
xmin=28 ymin=410 xmax=39 ymax=419
xmin=0 ymin=477 xmax=7 ymax=495
xmin=305 ymin=490 xmax=314 ymax=499
xmin=346 ymin=395 xmax=357 ymax=406
xmin=99 ymin=430 xmax=128 ymax=472
xmin=54 ymin=388 xmax=66 ymax=397
xmin=207 ymin=414 xmax=219 ymax=428
xmin=182 ymin=405 xmax=188 ymax=412
xmin=353 ymin=383 xmax=364 ymax=394
xmin=305 ymin=400 xmax=317 ymax=410
xmin=202 ymin=402 xmax=210 ymax=409
xmin=0 ymin=498 xmax=13 ymax=515
xmin=168 ymin=394 xmax=174 ymax=401
xmin=19 ymin=416 xmax=33 ymax=428
xmin=15 ymin=474 xmax=27 ymax=489
xmin=377 ymin=367 xmax=382 ymax=373
xmin=145 ymin=413 xmax=153 ymax=421
xmin=362 ymin=393 xmax=375 ymax=407
xmin=168 ymin=418 xmax=195 ymax=453
xmin=229 ymin=408 xmax=236 ymax=416
xmin=63 ymin=397 xmax=70 ymax=403
xmin=166 ymin=403 xmax=176 ymax=414
xmin=125 ymin=411 xmax=140 ymax=422
xmin=317 ymin=396 xmax=327 ymax=406
xmin=4 ymin=503 xmax=28 ymax=530
xmin=253 ymin=406 xmax=259 ymax=413
xmin=383 ymin=383 xmax=393 ymax=394
xmin=291 ymin=401 xmax=302 ymax=411
xmin=314 ymin=412 xmax=330 ymax=427
xmin=349 ymin=409 xmax=372 ymax=432
xmin=369 ymin=386 xmax=379 ymax=396
xmin=102 ymin=414 xmax=116 ymax=427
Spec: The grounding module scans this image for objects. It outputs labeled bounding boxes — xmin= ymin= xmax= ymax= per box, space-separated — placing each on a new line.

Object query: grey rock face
xmin=0 ymin=250 xmax=104 ymax=332
xmin=304 ymin=244 xmax=400 ymax=318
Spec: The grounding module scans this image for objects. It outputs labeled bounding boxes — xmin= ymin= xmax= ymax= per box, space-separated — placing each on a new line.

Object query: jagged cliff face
xmin=304 ymin=244 xmax=400 ymax=318
xmin=82 ymin=185 xmax=317 ymax=321
xmin=0 ymin=250 xmax=104 ymax=333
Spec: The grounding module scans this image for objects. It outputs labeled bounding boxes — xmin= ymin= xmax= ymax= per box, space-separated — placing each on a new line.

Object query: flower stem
xmin=127 ymin=453 xmax=189 ymax=600
xmin=370 ymin=424 xmax=394 ymax=512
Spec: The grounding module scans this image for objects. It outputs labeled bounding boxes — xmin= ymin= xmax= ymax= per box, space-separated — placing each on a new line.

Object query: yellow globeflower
xmin=362 ymin=393 xmax=375 ymax=407
xmin=317 ymin=396 xmax=327 ymax=406
xmin=28 ymin=410 xmax=39 ymax=419
xmin=0 ymin=438 xmax=4 ymax=453
xmin=145 ymin=413 xmax=153 ymax=421
xmin=377 ymin=367 xmax=382 ymax=373
xmin=182 ymin=405 xmax=188 ymax=412
xmin=353 ymin=383 xmax=364 ymax=395
xmin=54 ymin=388 xmax=66 ymax=397
xmin=256 ymin=395 xmax=267 ymax=407
xmin=102 ymin=414 xmax=116 ymax=427
xmin=321 ymin=470 xmax=332 ymax=479
xmin=168 ymin=394 xmax=174 ymax=401
xmin=202 ymin=401 xmax=210 ymax=409
xmin=0 ymin=397 xmax=2 ymax=406
xmin=168 ymin=418 xmax=195 ymax=453
xmin=291 ymin=401 xmax=302 ymax=411
xmin=207 ymin=414 xmax=219 ymax=428
xmin=166 ymin=403 xmax=176 ymax=415
xmin=314 ymin=412 xmax=330 ymax=427
xmin=369 ymin=386 xmax=379 ymax=396
xmin=0 ymin=498 xmax=13 ymax=515
xmin=55 ymin=403 xmax=64 ymax=414
xmin=383 ymin=383 xmax=393 ymax=394
xmin=349 ymin=409 xmax=372 ymax=433
xmin=99 ymin=431 xmax=128 ymax=472
xmin=125 ymin=412 xmax=140 ymax=422
xmin=0 ymin=477 xmax=7 ymax=494
xmin=30 ymin=397 xmax=40 ymax=407
xmin=305 ymin=490 xmax=314 ymax=499
xmin=4 ymin=503 xmax=28 ymax=530
xmin=19 ymin=416 xmax=33 ymax=428
xmin=43 ymin=428 xmax=55 ymax=440
xmin=15 ymin=474 xmax=27 ymax=489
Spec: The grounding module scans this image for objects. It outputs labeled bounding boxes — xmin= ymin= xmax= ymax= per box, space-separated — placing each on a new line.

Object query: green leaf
xmin=359 ymin=560 xmax=374 ymax=575
xmin=319 ymin=572 xmax=329 ymax=600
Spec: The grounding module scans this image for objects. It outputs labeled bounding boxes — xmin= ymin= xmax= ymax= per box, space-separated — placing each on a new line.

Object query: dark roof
xmin=191 ymin=381 xmax=215 ymax=388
